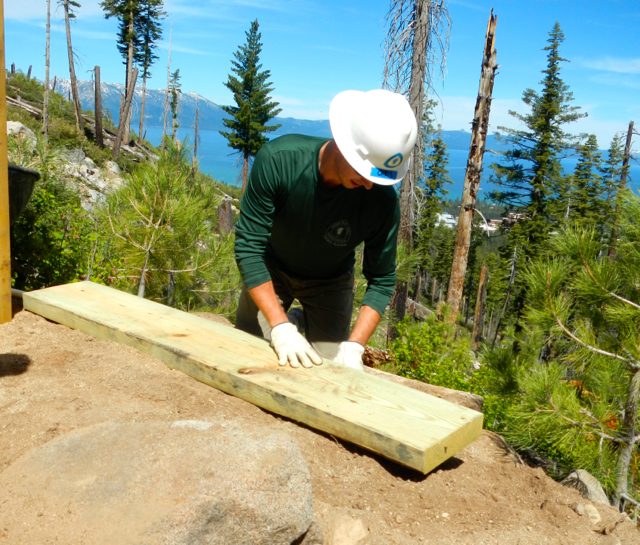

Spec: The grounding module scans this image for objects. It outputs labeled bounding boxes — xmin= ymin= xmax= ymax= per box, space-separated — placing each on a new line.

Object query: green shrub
xmin=11 ymin=175 xmax=94 ymax=290
xmin=48 ymin=118 xmax=81 ymax=147
xmin=390 ymin=316 xmax=475 ymax=392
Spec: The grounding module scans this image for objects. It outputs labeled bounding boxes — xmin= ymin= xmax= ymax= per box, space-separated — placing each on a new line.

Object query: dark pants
xmin=235 ymin=266 xmax=355 ymax=359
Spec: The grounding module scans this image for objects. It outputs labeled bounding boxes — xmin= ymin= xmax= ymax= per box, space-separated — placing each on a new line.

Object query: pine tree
xmin=220 ymin=20 xmax=282 ymax=192
xmin=600 ymin=133 xmax=628 ymax=241
xmin=100 ymin=0 xmax=141 ymax=141
xmin=566 ymin=134 xmax=603 ymax=226
xmin=513 ymin=200 xmax=640 ymax=507
xmin=134 ymin=0 xmax=164 ymax=144
xmin=489 ymin=23 xmax=586 ymax=320
xmin=490 ymin=23 xmax=586 ymax=256
xmin=169 ymin=68 xmax=181 ymax=140
xmin=414 ymin=128 xmax=452 ymax=302
xmin=105 ymin=140 xmax=220 ymax=300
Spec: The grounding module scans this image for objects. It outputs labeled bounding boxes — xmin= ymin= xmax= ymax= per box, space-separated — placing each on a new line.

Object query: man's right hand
xmin=270 ymin=323 xmax=323 ymax=368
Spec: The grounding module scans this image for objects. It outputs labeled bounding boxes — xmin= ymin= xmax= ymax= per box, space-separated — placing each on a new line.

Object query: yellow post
xmin=0 ymin=0 xmax=11 ymax=324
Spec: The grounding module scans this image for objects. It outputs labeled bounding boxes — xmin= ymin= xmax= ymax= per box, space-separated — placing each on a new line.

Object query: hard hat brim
xmin=329 ymin=90 xmax=411 ymax=186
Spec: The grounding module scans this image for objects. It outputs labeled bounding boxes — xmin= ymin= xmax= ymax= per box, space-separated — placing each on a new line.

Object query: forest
xmin=5 ymin=0 xmax=640 ymax=521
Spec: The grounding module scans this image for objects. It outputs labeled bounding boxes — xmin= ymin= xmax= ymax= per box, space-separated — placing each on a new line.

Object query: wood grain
xmin=23 ymin=281 xmax=484 ymax=473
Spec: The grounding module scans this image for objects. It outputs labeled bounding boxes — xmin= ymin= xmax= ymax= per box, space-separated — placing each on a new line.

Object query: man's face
xmin=338 ymin=153 xmax=374 ymax=190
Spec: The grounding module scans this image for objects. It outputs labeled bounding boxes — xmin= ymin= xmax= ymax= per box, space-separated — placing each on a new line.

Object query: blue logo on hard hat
xmin=371 ymin=167 xmax=398 ymax=180
xmin=384 ymin=153 xmax=403 ymax=168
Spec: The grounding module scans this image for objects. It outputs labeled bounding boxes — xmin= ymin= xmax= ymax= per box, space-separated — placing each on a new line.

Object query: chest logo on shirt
xmin=324 ymin=220 xmax=351 ymax=247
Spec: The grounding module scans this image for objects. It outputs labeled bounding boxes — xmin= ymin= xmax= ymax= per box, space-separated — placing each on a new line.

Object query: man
xmin=234 ymin=89 xmax=418 ymax=370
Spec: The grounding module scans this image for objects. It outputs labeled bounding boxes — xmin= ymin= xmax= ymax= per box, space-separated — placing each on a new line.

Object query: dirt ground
xmin=1 ymin=309 xmax=639 ymax=545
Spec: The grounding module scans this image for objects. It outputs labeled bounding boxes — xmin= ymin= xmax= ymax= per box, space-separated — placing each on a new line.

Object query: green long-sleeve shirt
xmin=234 ymin=134 xmax=400 ymax=315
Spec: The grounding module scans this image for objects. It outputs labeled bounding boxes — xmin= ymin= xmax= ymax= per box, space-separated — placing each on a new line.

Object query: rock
xmin=7 ymin=121 xmax=37 ymax=147
xmin=561 ymin=469 xmax=610 ymax=506
xmin=571 ymin=502 xmax=585 ymax=516
xmin=325 ymin=514 xmax=367 ymax=545
xmin=62 ymin=147 xmax=86 ymax=163
xmin=299 ymin=521 xmax=324 ymax=545
xmin=104 ymin=160 xmax=121 ymax=177
xmin=584 ymin=503 xmax=602 ymax=526
xmin=82 ymin=157 xmax=96 ymax=170
xmin=0 ymin=421 xmax=317 ymax=545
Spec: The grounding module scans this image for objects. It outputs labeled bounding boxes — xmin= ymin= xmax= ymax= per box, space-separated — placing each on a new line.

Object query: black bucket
xmin=8 ymin=164 xmax=40 ymax=226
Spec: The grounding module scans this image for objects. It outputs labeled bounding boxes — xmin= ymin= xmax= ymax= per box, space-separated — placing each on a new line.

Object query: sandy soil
xmin=1 ymin=310 xmax=639 ymax=545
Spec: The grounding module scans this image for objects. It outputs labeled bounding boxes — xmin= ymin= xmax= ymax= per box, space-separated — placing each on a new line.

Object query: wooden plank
xmin=0 ymin=0 xmax=11 ymax=325
xmin=23 ymin=281 xmax=483 ymax=474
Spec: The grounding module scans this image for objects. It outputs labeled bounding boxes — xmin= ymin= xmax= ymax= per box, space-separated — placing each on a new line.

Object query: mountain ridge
xmin=54 ymin=78 xmax=504 ymax=150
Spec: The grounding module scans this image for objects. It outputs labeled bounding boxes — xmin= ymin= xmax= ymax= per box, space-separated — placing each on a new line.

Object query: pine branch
xmin=546 ymin=271 xmax=639 ymax=370
xmin=578 ymin=246 xmax=640 ymax=312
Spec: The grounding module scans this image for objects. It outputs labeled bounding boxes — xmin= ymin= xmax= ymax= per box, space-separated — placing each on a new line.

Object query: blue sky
xmin=6 ymin=0 xmax=640 ymax=148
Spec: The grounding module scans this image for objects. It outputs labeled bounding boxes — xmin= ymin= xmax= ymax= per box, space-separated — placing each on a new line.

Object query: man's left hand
xmin=334 ymin=341 xmax=365 ymax=371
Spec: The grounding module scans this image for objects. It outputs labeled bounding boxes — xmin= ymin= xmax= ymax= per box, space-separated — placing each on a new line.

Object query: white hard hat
xmin=329 ymin=89 xmax=418 ymax=185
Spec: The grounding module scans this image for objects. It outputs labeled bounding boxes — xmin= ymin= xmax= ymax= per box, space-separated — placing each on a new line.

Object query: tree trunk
xmin=94 ymin=66 xmax=103 ymax=148
xmin=161 ymin=17 xmax=173 ymax=147
xmin=218 ymin=198 xmax=233 ymax=235
xmin=43 ymin=0 xmax=51 ymax=142
xmin=138 ymin=76 xmax=147 ymax=145
xmin=471 ymin=262 xmax=488 ymax=349
xmin=112 ymin=67 xmax=138 ymax=161
xmin=137 ymin=248 xmax=150 ymax=298
xmin=432 ymin=277 xmax=437 ymax=304
xmin=492 ymin=243 xmax=517 ymax=345
xmin=414 ymin=269 xmax=422 ymax=307
xmin=388 ymin=0 xmax=431 ymax=332
xmin=613 ymin=368 xmax=640 ymax=509
xmin=609 ymin=121 xmax=634 ymax=261
xmin=123 ymin=10 xmax=135 ymax=143
xmin=194 ymin=96 xmax=200 ymax=162
xmin=27 ymin=65 xmax=32 ymax=80
xmin=446 ymin=10 xmax=498 ymax=323
xmin=52 ymin=75 xmax=56 ymax=91
xmin=63 ymin=0 xmax=84 ymax=134
xmin=242 ymin=152 xmax=249 ymax=192
xmin=167 ymin=272 xmax=175 ymax=307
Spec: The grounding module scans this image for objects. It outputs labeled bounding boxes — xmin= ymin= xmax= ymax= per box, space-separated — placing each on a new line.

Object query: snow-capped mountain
xmin=54 ymin=78 xmax=333 ymax=138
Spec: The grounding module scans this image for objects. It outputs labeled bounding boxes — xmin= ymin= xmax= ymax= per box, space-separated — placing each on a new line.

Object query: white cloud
xmin=589 ymin=73 xmax=640 ymax=90
xmin=158 ymin=42 xmax=212 ymax=56
xmin=577 ymin=56 xmax=640 ymax=74
xmin=7 ymin=0 xmax=104 ymax=21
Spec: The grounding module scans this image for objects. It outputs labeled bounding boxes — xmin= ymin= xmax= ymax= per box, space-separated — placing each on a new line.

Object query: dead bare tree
xmin=609 ymin=121 xmax=635 ymax=260
xmin=94 ymin=66 xmax=103 ymax=148
xmin=383 ymin=0 xmax=450 ymax=330
xmin=43 ymin=0 xmax=51 ymax=141
xmin=112 ymin=67 xmax=138 ymax=160
xmin=471 ymin=262 xmax=487 ymax=349
xmin=445 ymin=10 xmax=498 ymax=323
xmin=161 ymin=16 xmax=173 ymax=147
xmin=60 ymin=0 xmax=84 ymax=135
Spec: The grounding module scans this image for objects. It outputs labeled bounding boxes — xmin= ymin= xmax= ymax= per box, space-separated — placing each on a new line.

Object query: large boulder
xmin=561 ymin=469 xmax=610 ymax=506
xmin=0 ymin=420 xmax=319 ymax=545
xmin=7 ymin=121 xmax=37 ymax=147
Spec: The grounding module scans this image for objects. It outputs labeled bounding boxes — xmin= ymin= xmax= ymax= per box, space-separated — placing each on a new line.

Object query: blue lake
xmin=145 ymin=127 xmax=640 ymax=199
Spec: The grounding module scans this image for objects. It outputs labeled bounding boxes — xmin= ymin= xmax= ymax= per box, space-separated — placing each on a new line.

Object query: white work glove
xmin=270 ymin=322 xmax=323 ymax=368
xmin=334 ymin=341 xmax=365 ymax=371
